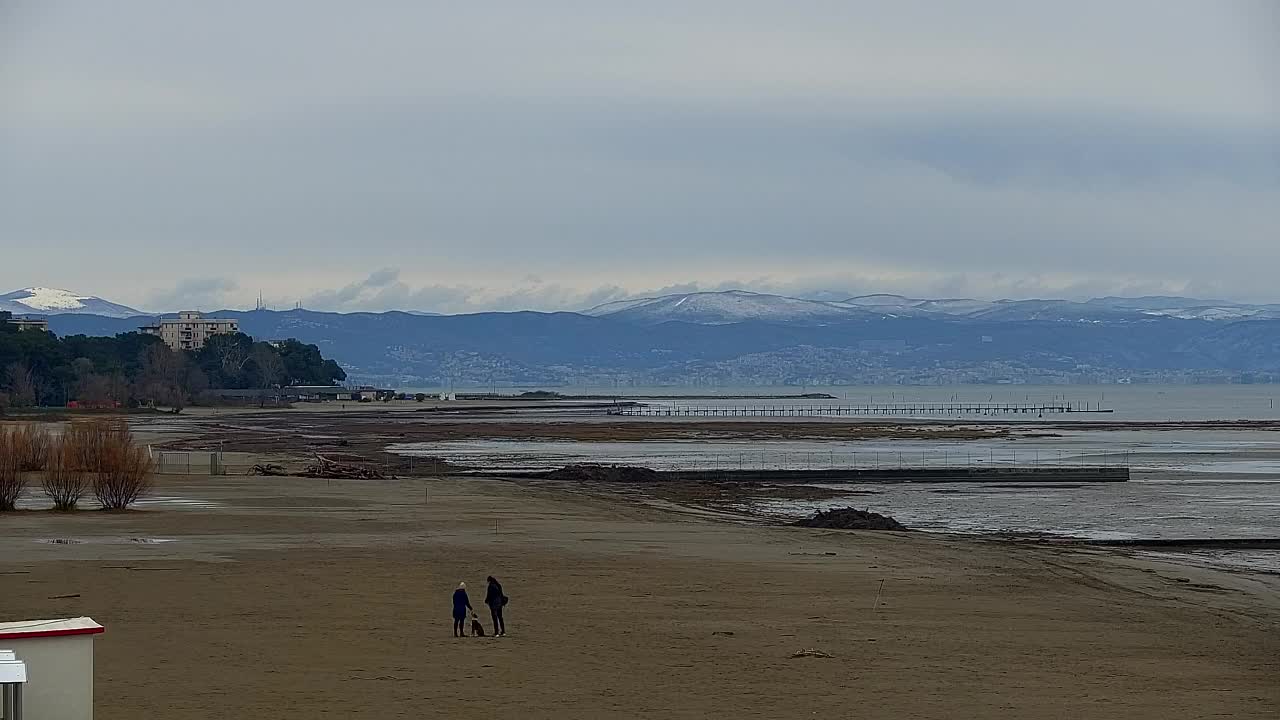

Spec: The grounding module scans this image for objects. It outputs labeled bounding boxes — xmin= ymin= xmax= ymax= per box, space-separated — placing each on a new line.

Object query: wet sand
xmin=2 ymin=471 xmax=1278 ymax=719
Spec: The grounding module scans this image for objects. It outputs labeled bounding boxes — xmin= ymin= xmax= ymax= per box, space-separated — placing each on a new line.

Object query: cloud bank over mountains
xmin=136 ymin=268 xmax=1256 ymax=316
xmin=2 ymin=2 xmax=1277 ymax=311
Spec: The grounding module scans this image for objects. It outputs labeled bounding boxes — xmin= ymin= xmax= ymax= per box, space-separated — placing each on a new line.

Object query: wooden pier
xmin=610 ymin=402 xmax=1112 ymax=418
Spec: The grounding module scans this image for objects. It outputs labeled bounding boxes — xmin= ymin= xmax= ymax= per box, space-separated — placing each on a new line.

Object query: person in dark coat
xmin=485 ymin=576 xmax=508 ymax=637
xmin=452 ymin=582 xmax=473 ymax=637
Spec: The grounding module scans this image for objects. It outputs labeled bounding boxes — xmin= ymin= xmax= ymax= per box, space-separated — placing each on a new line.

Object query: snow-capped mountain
xmin=587 ymin=290 xmax=1280 ymax=326
xmin=839 ymin=294 xmax=941 ymax=317
xmin=958 ymin=299 xmax=1147 ymax=322
xmin=910 ymin=298 xmax=999 ymax=316
xmin=842 ymin=294 xmax=920 ymax=307
xmin=585 ymin=290 xmax=885 ymax=325
xmin=0 ymin=288 xmax=144 ymax=318
xmin=1085 ymin=296 xmax=1280 ymax=321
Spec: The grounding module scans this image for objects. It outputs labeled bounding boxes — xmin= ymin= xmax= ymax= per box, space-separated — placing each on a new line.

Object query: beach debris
xmin=544 ymin=464 xmax=661 ymax=483
xmin=787 ymin=552 xmax=839 ymax=556
xmin=248 ymin=463 xmax=289 ymax=476
xmin=794 ymin=507 xmax=907 ymax=531
xmin=49 ymin=593 xmax=81 ymax=599
xmin=711 ymin=631 xmax=735 ymax=637
xmin=301 ymin=454 xmax=393 ymax=480
xmin=790 ymin=648 xmax=835 ymax=659
xmin=250 ymin=455 xmax=393 ymax=479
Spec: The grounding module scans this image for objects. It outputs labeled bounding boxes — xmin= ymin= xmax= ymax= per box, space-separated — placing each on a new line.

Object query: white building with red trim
xmin=0 ymin=617 xmax=103 ymax=719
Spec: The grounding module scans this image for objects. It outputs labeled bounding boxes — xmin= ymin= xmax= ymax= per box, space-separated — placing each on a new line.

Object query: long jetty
xmin=610 ymin=402 xmax=1113 ymax=418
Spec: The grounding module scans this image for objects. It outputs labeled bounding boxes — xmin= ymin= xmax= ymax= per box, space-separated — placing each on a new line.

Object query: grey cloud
xmin=286 ymin=270 xmax=1249 ymax=316
xmin=298 ymin=273 xmax=630 ymax=314
xmin=1 ymin=2 xmax=1277 ymax=309
xmin=147 ymin=277 xmax=239 ymax=312
xmin=303 ymin=269 xmax=406 ymax=309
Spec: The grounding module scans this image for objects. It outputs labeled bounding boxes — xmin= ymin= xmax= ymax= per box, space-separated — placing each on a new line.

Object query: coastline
xmin=142 ymin=408 xmax=1280 ymax=553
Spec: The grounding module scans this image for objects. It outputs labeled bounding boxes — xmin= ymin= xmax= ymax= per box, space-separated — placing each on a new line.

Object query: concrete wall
xmin=5 ymin=634 xmax=95 ymax=720
xmin=665 ymin=467 xmax=1132 ymax=483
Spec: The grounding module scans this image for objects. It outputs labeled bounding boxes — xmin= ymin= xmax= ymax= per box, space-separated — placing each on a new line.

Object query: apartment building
xmin=139 ymin=311 xmax=240 ymax=351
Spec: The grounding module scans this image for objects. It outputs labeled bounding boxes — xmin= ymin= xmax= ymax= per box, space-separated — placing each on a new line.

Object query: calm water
xmin=393 ymin=430 xmax=1280 ymax=473
xmin=412 ymin=383 xmax=1280 ymax=423
xmin=392 ymin=385 xmax=1280 ymax=571
xmin=745 ymin=478 xmax=1280 ymax=540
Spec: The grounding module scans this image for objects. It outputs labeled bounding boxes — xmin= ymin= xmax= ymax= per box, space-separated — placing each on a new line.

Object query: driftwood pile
xmin=793 ymin=507 xmax=907 ymax=531
xmin=248 ymin=463 xmax=289 ymax=476
xmin=248 ymin=454 xmax=394 ymax=480
xmin=302 ymin=454 xmax=393 ymax=479
xmin=789 ymin=648 xmax=835 ymax=659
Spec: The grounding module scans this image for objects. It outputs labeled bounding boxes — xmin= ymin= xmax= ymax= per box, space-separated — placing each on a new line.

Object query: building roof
xmin=0 ymin=617 xmax=104 ymax=640
xmin=150 ymin=317 xmax=238 ymax=323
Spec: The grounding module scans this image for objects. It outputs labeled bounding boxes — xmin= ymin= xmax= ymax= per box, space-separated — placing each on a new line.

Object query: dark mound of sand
xmin=544 ymin=464 xmax=662 ymax=483
xmin=794 ymin=507 xmax=907 ymax=531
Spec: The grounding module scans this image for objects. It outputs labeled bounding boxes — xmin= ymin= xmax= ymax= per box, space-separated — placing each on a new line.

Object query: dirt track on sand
xmin=2 ymin=473 xmax=1278 ymax=719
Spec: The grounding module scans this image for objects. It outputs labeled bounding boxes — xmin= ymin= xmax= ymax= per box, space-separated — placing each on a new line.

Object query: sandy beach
xmin=2 ymin=461 xmax=1278 ymax=719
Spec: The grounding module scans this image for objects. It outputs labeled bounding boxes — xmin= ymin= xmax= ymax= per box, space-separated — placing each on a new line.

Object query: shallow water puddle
xmin=35 ymin=537 xmax=178 ymax=545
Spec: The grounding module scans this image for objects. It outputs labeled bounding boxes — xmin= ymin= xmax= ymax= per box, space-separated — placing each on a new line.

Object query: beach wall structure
xmin=517 ymin=466 xmax=1131 ymax=484
xmin=663 ymin=467 xmax=1131 ymax=483
xmin=0 ymin=617 xmax=102 ymax=720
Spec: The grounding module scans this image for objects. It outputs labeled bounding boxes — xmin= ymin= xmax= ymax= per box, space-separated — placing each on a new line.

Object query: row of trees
xmin=193 ymin=333 xmax=346 ymax=390
xmin=0 ymin=421 xmax=151 ymax=511
xmin=1 ymin=312 xmax=345 ymax=410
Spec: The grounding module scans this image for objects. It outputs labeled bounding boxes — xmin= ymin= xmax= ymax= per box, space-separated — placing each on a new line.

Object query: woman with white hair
xmin=452 ymin=582 xmax=473 ymax=637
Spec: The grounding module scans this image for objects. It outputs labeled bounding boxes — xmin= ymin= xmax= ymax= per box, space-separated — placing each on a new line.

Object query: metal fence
xmin=152 ymin=450 xmax=230 ymax=476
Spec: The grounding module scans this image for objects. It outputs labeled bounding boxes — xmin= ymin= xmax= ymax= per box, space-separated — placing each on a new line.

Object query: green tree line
xmin=0 ymin=312 xmax=345 ymax=410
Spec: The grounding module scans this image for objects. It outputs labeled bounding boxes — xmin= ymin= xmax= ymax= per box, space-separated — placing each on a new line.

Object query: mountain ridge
xmin=17 ymin=286 xmax=1280 ymax=386
xmin=12 ymin=286 xmax=1280 ymax=324
xmin=587 ymin=290 xmax=1280 ymax=325
xmin=43 ymin=307 xmax=1280 ymax=387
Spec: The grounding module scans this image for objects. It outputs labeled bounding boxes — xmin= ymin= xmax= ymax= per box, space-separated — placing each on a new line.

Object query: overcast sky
xmin=2 ymin=1 xmax=1277 ymax=313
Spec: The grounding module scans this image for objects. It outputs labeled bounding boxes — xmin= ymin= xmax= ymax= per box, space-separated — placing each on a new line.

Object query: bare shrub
xmin=95 ymin=444 xmax=153 ymax=510
xmin=0 ymin=432 xmax=17 ymax=509
xmin=43 ymin=438 xmax=89 ymax=511
xmin=0 ymin=428 xmax=26 ymax=511
xmin=63 ymin=419 xmax=129 ymax=473
xmin=90 ymin=423 xmax=153 ymax=510
xmin=10 ymin=424 xmax=52 ymax=471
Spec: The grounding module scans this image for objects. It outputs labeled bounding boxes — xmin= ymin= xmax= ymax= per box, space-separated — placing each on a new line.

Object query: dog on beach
xmin=470 ymin=614 xmax=486 ymax=637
